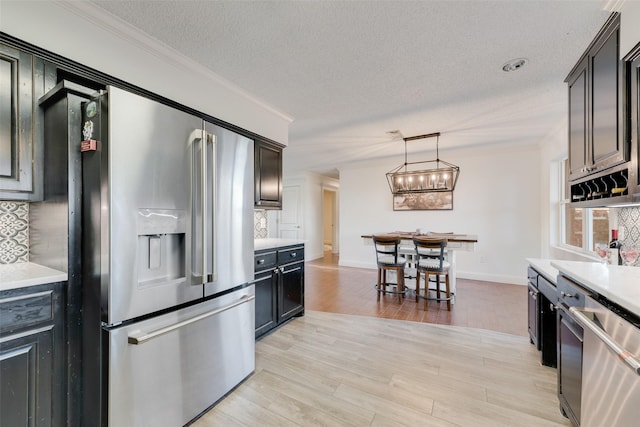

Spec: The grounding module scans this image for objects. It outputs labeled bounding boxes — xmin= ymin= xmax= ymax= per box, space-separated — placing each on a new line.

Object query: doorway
xmin=323 ymin=187 xmax=338 ymax=254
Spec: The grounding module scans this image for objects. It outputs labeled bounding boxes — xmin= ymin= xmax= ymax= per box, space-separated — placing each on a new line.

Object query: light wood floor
xmin=192 ymin=311 xmax=568 ymax=426
xmin=192 ymin=254 xmax=569 ymax=426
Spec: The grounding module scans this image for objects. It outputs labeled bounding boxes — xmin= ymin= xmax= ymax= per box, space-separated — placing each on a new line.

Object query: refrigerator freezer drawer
xmin=106 ymin=286 xmax=255 ymax=427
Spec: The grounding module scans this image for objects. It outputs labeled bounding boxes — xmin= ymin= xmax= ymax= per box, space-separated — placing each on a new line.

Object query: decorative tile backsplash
xmin=254 ymin=210 xmax=268 ymax=239
xmin=0 ymin=201 xmax=29 ymax=264
xmin=617 ymin=207 xmax=640 ymax=266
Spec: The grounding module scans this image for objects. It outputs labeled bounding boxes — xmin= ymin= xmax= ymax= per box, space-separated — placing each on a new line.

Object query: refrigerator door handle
xmin=190 ymin=129 xmax=207 ymax=285
xmin=127 ymin=294 xmax=255 ymax=345
xmin=200 ymin=129 xmax=208 ymax=283
xmin=207 ymin=132 xmax=217 ymax=283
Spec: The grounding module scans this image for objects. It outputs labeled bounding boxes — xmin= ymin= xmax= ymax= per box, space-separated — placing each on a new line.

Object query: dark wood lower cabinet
xmin=279 ymin=262 xmax=304 ymax=321
xmin=254 ymin=244 xmax=304 ymax=338
xmin=527 ymin=266 xmax=558 ymax=368
xmin=254 ymin=270 xmax=278 ymax=337
xmin=0 ymin=282 xmax=65 ymax=427
xmin=557 ymin=309 xmax=583 ymax=426
xmin=527 ymin=281 xmax=540 ymax=349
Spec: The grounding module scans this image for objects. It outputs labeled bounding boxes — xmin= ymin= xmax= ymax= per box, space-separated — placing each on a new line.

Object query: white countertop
xmin=551 ymin=260 xmax=640 ymax=317
xmin=254 ymin=238 xmax=305 ymax=251
xmin=526 ymin=258 xmax=559 ymax=284
xmin=0 ymin=262 xmax=68 ymax=292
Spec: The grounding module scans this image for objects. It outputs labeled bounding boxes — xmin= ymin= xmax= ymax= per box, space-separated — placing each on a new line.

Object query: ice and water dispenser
xmin=136 ymin=209 xmax=187 ymax=288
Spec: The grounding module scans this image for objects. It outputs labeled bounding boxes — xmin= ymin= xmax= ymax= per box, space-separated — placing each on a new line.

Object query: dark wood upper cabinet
xmin=0 ymin=43 xmax=55 ymax=200
xmin=632 ymin=51 xmax=640 ymax=190
xmin=568 ymin=61 xmax=588 ymax=178
xmin=254 ymin=139 xmax=283 ymax=209
xmin=567 ymin=14 xmax=628 ymax=183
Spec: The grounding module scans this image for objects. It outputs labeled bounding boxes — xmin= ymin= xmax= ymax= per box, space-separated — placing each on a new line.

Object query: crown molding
xmin=603 ymin=0 xmax=624 ymax=12
xmin=54 ymin=0 xmax=293 ymax=123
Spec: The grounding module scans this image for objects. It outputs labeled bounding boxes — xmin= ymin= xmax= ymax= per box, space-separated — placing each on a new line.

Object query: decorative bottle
xmin=609 ymin=229 xmax=622 ymax=265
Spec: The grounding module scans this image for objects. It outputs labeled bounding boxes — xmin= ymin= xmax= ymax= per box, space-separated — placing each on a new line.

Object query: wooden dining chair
xmin=372 ymin=235 xmax=407 ymax=303
xmin=413 ymin=237 xmax=452 ymax=310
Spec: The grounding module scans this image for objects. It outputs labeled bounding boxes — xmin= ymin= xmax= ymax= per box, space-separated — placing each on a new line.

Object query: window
xmin=560 ymin=159 xmax=609 ymax=252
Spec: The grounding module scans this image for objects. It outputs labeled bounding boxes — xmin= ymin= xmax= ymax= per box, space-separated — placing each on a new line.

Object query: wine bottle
xmin=609 ymin=229 xmax=622 ymax=265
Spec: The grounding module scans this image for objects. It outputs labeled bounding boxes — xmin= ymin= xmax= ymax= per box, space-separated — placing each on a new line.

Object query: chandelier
xmin=386 ymin=132 xmax=460 ymax=195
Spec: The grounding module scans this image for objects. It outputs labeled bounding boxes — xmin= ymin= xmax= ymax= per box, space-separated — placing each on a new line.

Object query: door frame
xmin=322 ymin=185 xmax=339 ymax=254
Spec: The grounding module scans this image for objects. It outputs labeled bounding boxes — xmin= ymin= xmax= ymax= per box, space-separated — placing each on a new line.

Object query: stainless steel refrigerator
xmin=80 ymin=86 xmax=255 ymax=426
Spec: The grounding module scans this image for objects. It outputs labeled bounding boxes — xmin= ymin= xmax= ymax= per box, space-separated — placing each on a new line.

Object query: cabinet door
xmin=632 ymin=55 xmax=640 ymax=188
xmin=590 ymin=25 xmax=625 ymax=169
xmin=278 ymin=262 xmax=304 ymax=321
xmin=568 ymin=63 xmax=588 ymax=179
xmin=0 ymin=283 xmax=64 ymax=427
xmin=527 ymin=283 xmax=539 ymax=349
xmin=254 ymin=140 xmax=283 ymax=209
xmin=557 ymin=310 xmax=583 ymax=426
xmin=0 ymin=44 xmax=49 ymax=200
xmin=0 ymin=327 xmax=54 ymax=427
xmin=254 ymin=271 xmax=277 ymax=338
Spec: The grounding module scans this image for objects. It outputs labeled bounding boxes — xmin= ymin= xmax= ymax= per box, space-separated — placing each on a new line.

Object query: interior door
xmin=278 ymin=185 xmax=302 ymax=239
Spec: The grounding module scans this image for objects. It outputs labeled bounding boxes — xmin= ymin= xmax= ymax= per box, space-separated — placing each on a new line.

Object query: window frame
xmin=558 ymin=158 xmax=608 ymax=255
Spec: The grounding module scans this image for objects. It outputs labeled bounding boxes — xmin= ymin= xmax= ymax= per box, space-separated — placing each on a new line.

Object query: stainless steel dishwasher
xmin=571 ymin=297 xmax=640 ymax=427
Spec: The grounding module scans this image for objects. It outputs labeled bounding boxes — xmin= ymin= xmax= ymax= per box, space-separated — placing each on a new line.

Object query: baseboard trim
xmin=336 ymin=260 xmax=526 ymax=286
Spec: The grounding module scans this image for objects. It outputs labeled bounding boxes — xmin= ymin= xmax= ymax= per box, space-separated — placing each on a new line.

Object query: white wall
xmin=0 ymin=1 xmax=290 ymax=144
xmin=338 ymin=143 xmax=542 ymax=285
xmin=621 ymin=0 xmax=640 ymax=58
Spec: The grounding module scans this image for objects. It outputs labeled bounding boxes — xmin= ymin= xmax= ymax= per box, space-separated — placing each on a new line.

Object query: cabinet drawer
xmin=254 ymin=251 xmax=277 ymax=272
xmin=527 ymin=267 xmax=538 ymax=286
xmin=0 ymin=290 xmax=54 ymax=333
xmin=537 ymin=275 xmax=557 ymax=303
xmin=278 ymin=247 xmax=304 ymax=265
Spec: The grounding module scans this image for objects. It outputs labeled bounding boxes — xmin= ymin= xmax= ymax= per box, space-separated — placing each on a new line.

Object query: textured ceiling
xmin=89 ymin=0 xmax=612 ymax=177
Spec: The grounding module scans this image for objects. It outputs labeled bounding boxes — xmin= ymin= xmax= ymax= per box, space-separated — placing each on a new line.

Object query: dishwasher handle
xmin=570 ymin=306 xmax=640 ymax=376
xmin=128 ymin=294 xmax=255 ymax=345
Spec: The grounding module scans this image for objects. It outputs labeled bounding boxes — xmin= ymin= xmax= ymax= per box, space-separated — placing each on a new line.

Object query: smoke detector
xmin=502 ymin=58 xmax=528 ymax=72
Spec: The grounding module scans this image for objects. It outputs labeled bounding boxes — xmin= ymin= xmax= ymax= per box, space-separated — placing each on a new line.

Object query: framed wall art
xmin=393 ymin=191 xmax=453 ymax=211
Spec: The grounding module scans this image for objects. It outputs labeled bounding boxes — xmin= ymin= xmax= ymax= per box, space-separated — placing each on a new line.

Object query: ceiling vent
xmin=502 ymin=58 xmax=528 ymax=72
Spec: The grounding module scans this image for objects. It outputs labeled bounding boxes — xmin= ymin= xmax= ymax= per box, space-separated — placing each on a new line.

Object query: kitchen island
xmin=361 ymin=232 xmax=478 ymax=299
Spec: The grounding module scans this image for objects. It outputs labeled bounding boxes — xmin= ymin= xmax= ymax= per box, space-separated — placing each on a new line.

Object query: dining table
xmin=361 ymin=231 xmax=478 ymax=301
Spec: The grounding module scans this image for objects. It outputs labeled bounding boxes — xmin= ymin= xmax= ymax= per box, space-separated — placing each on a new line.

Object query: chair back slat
xmin=413 ymin=237 xmax=448 ymax=272
xmin=373 ymin=235 xmax=402 ymax=264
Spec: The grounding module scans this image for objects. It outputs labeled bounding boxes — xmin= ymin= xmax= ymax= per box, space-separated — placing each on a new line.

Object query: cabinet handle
xmin=560 ymin=291 xmax=575 ymax=298
xmin=281 ymin=266 xmax=302 ymax=274
xmin=257 ymin=259 xmax=265 ymax=265
xmin=290 ymin=252 xmax=297 ymax=257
